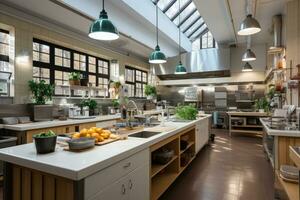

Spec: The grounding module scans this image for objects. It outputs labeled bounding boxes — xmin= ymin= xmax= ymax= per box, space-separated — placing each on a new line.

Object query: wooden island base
xmin=4 ymin=163 xmax=83 ymax=200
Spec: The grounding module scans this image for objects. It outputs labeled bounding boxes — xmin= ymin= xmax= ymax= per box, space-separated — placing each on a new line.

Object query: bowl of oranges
xmin=71 ymin=127 xmax=118 ymax=144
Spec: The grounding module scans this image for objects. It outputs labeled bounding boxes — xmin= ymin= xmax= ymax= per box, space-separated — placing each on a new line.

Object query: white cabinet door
xmin=195 ymin=118 xmax=210 ymax=154
xmin=94 ymin=176 xmax=129 ymax=200
xmin=127 ymin=164 xmax=150 ymax=200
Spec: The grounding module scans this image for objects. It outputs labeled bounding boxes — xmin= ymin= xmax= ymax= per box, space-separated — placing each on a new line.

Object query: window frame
xmin=200 ymin=30 xmax=216 ymax=49
xmin=125 ymin=66 xmax=148 ymax=98
xmin=0 ymin=29 xmax=9 ymax=64
xmin=32 ymin=38 xmax=110 ymax=98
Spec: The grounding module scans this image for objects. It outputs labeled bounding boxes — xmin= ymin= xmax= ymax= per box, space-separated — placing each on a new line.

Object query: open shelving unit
xmin=150 ymin=127 xmax=196 ymax=200
xmin=229 ymin=116 xmax=265 ymax=136
xmin=55 ymin=84 xmax=108 ymax=99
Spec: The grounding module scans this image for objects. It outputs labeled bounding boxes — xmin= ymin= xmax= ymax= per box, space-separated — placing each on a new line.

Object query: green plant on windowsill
xmin=144 ymin=84 xmax=157 ymax=98
xmin=28 ymin=80 xmax=54 ymax=105
xmin=112 ymin=99 xmax=120 ymax=108
xmin=69 ymin=72 xmax=81 ymax=86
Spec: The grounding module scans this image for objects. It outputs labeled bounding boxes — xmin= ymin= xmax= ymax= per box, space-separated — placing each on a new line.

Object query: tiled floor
xmin=160 ymin=129 xmax=274 ymax=200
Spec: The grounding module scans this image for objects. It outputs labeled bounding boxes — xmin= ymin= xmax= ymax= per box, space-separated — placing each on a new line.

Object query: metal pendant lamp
xmin=242 ymin=48 xmax=256 ymax=61
xmin=238 ymin=15 xmax=261 ymax=36
xmin=175 ymin=0 xmax=187 ymax=74
xmin=242 ymin=62 xmax=253 ymax=72
xmin=89 ymin=0 xmax=119 ymax=41
xmin=149 ymin=4 xmax=167 ymax=64
xmin=238 ymin=0 xmax=261 ymax=36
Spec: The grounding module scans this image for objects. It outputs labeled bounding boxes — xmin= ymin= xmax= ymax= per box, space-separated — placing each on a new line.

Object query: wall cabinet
xmin=195 ymin=117 xmax=209 ymax=153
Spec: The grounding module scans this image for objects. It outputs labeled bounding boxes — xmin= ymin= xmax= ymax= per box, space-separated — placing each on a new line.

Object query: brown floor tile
xmin=159 ymin=129 xmax=274 ymax=200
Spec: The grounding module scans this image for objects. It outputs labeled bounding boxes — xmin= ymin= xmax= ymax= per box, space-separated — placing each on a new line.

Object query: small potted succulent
xmin=144 ymin=84 xmax=157 ymax=100
xmin=69 ymin=72 xmax=81 ymax=86
xmin=33 ymin=130 xmax=57 ymax=154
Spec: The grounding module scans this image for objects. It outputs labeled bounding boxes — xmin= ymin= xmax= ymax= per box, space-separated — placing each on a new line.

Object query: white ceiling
xmin=194 ymin=0 xmax=287 ymax=46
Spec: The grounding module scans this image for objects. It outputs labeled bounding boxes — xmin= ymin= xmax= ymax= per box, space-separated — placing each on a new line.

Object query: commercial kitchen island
xmin=0 ymin=115 xmax=211 ymax=200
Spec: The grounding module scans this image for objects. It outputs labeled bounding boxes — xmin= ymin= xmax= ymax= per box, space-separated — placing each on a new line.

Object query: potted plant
xmin=254 ymin=97 xmax=269 ymax=113
xmin=80 ymin=99 xmax=98 ymax=116
xmin=80 ymin=73 xmax=89 ymax=86
xmin=28 ymin=80 xmax=55 ymax=121
xmin=69 ymin=72 xmax=81 ymax=86
xmin=33 ymin=130 xmax=57 ymax=154
xmin=144 ymin=85 xmax=157 ymax=100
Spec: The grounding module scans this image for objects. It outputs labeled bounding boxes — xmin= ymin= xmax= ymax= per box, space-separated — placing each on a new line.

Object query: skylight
xmin=151 ymin=0 xmax=209 ymax=41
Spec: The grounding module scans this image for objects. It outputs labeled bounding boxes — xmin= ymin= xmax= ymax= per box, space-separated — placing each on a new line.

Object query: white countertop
xmin=0 ymin=115 xmax=211 ymax=180
xmin=260 ymin=118 xmax=300 ymax=137
xmin=1 ymin=115 xmax=120 ymax=131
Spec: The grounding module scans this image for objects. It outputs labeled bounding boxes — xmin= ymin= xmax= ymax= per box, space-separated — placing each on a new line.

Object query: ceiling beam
xmin=153 ymin=0 xmax=160 ymax=5
xmin=187 ymin=21 xmax=205 ymax=38
xmin=182 ymin=16 xmax=201 ymax=33
xmin=171 ymin=0 xmax=192 ymax=21
xmin=178 ymin=8 xmax=197 ymax=27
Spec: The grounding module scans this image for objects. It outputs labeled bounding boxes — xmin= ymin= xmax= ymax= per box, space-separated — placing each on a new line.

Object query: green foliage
xmin=28 ymin=80 xmax=54 ymax=105
xmin=112 ymin=99 xmax=120 ymax=108
xmin=69 ymin=72 xmax=81 ymax=80
xmin=267 ymin=85 xmax=275 ymax=99
xmin=175 ymin=105 xmax=198 ymax=120
xmin=254 ymin=97 xmax=269 ymax=112
xmin=144 ymin=85 xmax=157 ymax=96
xmin=33 ymin=130 xmax=56 ymax=138
xmin=80 ymin=99 xmax=98 ymax=110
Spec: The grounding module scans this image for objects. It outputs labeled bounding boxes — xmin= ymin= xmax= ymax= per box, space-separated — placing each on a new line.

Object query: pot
xmin=33 ymin=135 xmax=57 ymax=154
xmin=69 ymin=80 xmax=80 ymax=86
xmin=80 ymin=78 xmax=89 ymax=86
xmin=259 ymin=109 xmax=265 ymax=113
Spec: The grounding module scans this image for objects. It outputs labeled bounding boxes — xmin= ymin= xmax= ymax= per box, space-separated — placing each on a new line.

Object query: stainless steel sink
xmin=129 ymin=131 xmax=162 ymax=138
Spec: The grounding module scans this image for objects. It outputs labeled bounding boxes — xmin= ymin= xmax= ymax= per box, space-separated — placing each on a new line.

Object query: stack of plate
xmin=280 ymin=165 xmax=299 ymax=183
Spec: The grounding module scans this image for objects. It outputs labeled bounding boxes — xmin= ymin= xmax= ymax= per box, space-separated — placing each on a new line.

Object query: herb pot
xmin=69 ymin=80 xmax=80 ymax=86
xmin=80 ymin=78 xmax=89 ymax=86
xmin=259 ymin=109 xmax=264 ymax=113
xmin=33 ymin=135 xmax=57 ymax=154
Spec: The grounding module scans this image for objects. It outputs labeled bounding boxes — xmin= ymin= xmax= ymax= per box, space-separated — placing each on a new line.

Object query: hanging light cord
xmin=156 ymin=4 xmax=159 ymax=46
xmin=102 ymin=0 xmax=105 ymax=11
xmin=178 ymin=0 xmax=181 ymax=59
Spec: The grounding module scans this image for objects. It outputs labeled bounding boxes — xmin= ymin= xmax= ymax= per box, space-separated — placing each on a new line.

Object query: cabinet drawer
xmin=85 ymin=149 xmax=150 ymax=199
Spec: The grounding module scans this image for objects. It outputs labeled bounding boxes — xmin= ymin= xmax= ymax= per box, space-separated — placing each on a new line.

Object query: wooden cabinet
xmin=195 ymin=118 xmax=209 ymax=153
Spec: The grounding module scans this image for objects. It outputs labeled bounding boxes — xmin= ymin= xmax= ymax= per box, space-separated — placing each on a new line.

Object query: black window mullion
xmin=178 ymin=9 xmax=197 ymax=27
xmin=183 ymin=17 xmax=202 ymax=34
xmin=49 ymin=45 xmax=55 ymax=85
xmin=163 ymin=0 xmax=177 ymax=13
xmin=187 ymin=21 xmax=205 ymax=38
xmin=171 ymin=0 xmax=192 ymax=21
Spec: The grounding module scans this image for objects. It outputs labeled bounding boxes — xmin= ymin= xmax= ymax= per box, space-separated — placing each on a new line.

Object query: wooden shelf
xmin=180 ymin=141 xmax=195 ymax=155
xmin=180 ymin=156 xmax=196 ymax=172
xmin=151 ymin=156 xmax=178 ymax=178
xmin=231 ymin=125 xmax=263 ymax=128
xmin=276 ymin=171 xmax=299 ymax=200
xmin=151 ymin=172 xmax=178 ymax=200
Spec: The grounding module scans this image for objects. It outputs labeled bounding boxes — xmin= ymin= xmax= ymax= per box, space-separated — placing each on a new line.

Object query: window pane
xmin=165 ymin=0 xmax=190 ymax=19
xmin=181 ymin=14 xmax=202 ymax=32
xmin=174 ymin=2 xmax=197 ymax=25
xmin=157 ymin=0 xmax=173 ymax=11
xmin=189 ymin=23 xmax=207 ymax=40
xmin=0 ymin=32 xmax=9 ymax=44
xmin=55 ymin=57 xmax=62 ymax=66
xmin=0 ymin=43 xmax=9 ymax=56
xmin=89 ymin=75 xmax=96 ymax=86
xmin=185 ymin=19 xmax=203 ymax=37
xmin=55 ymin=48 xmax=62 ymax=57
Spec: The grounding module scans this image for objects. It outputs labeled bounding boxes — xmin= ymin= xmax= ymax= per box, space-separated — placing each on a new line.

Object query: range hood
xmin=269 ymin=15 xmax=283 ymax=52
xmin=154 ymin=48 xmax=230 ymax=80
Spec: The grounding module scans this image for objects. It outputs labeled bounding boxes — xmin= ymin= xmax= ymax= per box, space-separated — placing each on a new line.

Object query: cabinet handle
xmin=121 ymin=184 xmax=126 ymax=194
xmin=123 ymin=162 xmax=131 ymax=169
xmin=129 ymin=179 xmax=133 ymax=190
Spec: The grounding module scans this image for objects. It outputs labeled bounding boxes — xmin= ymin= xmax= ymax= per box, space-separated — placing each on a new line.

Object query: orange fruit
xmin=80 ymin=128 xmax=88 ymax=136
xmin=72 ymin=132 xmax=80 ymax=139
xmin=86 ymin=133 xmax=91 ymax=138
xmin=91 ymin=132 xmax=99 ymax=138
xmin=97 ymin=136 xmax=104 ymax=142
xmin=87 ymin=129 xmax=94 ymax=135
xmin=96 ymin=128 xmax=103 ymax=133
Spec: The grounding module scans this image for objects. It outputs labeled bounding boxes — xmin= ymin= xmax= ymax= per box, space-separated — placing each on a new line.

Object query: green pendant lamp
xmin=175 ymin=0 xmax=187 ymax=74
xmin=89 ymin=0 xmax=119 ymax=41
xmin=149 ymin=4 xmax=166 ymax=64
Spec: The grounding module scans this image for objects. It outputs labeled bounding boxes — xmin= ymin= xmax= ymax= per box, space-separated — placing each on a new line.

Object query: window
xmin=201 ymin=31 xmax=215 ymax=49
xmin=55 ymin=48 xmax=71 ymax=68
xmin=74 ymin=53 xmax=86 ymax=71
xmin=125 ymin=66 xmax=148 ymax=98
xmin=32 ymin=39 xmax=110 ymax=97
xmin=33 ymin=67 xmax=50 ymax=83
xmin=0 ymin=29 xmax=9 ymax=72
